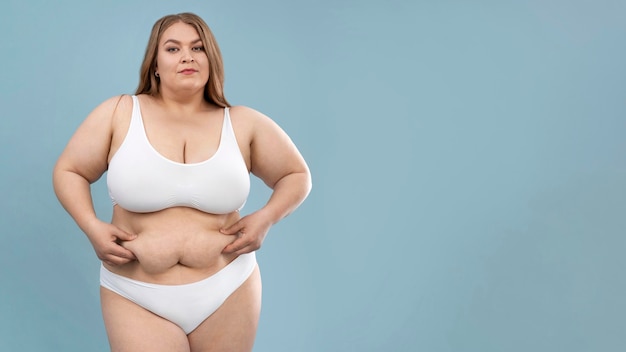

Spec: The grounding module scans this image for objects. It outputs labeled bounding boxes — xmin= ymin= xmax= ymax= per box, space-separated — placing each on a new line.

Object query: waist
xmin=106 ymin=206 xmax=241 ymax=284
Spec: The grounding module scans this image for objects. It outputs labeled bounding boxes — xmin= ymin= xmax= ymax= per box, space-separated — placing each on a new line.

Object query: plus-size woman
xmin=53 ymin=12 xmax=311 ymax=352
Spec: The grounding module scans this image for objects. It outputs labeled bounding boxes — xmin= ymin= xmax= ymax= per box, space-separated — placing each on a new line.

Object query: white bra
xmin=107 ymin=95 xmax=250 ymax=214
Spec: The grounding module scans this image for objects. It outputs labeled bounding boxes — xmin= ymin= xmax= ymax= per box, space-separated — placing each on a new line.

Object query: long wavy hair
xmin=135 ymin=12 xmax=230 ymax=107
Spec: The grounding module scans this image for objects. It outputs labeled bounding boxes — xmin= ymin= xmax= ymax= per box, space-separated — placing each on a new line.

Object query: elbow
xmin=274 ymin=169 xmax=312 ymax=199
xmin=51 ymin=161 xmax=64 ymax=194
xmin=304 ymin=168 xmax=313 ymax=197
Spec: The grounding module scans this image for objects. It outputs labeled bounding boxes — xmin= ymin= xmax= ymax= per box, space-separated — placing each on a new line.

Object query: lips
xmin=180 ymin=69 xmax=197 ymax=74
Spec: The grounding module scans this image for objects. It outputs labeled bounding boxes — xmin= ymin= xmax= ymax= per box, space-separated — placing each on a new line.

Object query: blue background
xmin=1 ymin=0 xmax=625 ymax=351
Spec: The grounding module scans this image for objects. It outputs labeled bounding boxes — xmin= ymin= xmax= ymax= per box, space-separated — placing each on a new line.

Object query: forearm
xmin=259 ymin=171 xmax=312 ymax=224
xmin=52 ymin=169 xmax=101 ymax=235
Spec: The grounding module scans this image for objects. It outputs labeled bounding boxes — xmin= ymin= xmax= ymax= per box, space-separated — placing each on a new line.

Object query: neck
xmin=157 ymin=87 xmax=208 ymax=114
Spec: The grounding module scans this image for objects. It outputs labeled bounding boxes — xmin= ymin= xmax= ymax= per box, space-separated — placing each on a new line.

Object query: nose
xmin=181 ymin=50 xmax=194 ymax=63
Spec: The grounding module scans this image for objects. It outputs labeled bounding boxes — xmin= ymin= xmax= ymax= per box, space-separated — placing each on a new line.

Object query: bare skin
xmin=53 ymin=22 xmax=311 ymax=351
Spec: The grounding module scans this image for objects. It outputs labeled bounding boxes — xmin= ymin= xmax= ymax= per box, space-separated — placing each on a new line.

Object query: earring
xmin=155 ymin=72 xmax=160 ymax=78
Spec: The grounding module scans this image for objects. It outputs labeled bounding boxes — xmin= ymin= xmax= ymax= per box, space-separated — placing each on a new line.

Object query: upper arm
xmin=236 ymin=106 xmax=309 ymax=189
xmin=54 ymin=95 xmax=126 ymax=183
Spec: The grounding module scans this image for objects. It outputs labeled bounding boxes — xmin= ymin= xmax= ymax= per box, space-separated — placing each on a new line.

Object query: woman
xmin=53 ymin=12 xmax=311 ymax=351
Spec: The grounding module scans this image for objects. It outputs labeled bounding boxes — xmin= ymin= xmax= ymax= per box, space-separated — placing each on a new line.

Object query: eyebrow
xmin=162 ymin=38 xmax=203 ymax=45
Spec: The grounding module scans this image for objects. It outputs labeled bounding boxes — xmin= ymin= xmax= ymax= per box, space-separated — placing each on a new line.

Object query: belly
xmin=107 ymin=206 xmax=240 ymax=284
xmin=120 ymin=228 xmax=238 ymax=273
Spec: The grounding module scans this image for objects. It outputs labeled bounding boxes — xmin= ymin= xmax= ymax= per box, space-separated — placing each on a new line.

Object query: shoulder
xmin=229 ymin=105 xmax=263 ymax=121
xmin=77 ymin=95 xmax=135 ymax=139
xmin=228 ymin=105 xmax=286 ymax=140
xmin=228 ymin=105 xmax=280 ymax=130
xmin=87 ymin=94 xmax=133 ymax=122
xmin=94 ymin=94 xmax=133 ymax=113
xmin=229 ymin=105 xmax=295 ymax=151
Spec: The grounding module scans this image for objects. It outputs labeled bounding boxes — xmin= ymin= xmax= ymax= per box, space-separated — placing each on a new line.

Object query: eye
xmin=192 ymin=46 xmax=205 ymax=52
xmin=166 ymin=47 xmax=179 ymax=53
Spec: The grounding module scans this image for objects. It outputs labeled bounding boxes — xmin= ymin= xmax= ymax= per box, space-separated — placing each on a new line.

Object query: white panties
xmin=100 ymin=252 xmax=257 ymax=334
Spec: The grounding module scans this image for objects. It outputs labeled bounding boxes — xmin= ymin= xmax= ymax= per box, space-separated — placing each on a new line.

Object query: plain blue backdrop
xmin=1 ymin=0 xmax=625 ymax=351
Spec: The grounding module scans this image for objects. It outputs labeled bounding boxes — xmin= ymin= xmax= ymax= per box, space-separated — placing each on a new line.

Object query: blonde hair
xmin=135 ymin=12 xmax=230 ymax=107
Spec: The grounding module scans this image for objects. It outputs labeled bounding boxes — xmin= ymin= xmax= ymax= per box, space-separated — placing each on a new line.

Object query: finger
xmin=232 ymin=245 xmax=256 ymax=256
xmin=115 ymin=228 xmax=137 ymax=241
xmin=222 ymin=236 xmax=249 ymax=254
xmin=103 ymin=254 xmax=133 ymax=266
xmin=232 ymin=241 xmax=262 ymax=255
xmin=224 ymin=235 xmax=263 ymax=254
xmin=220 ymin=220 xmax=245 ymax=235
xmin=109 ymin=244 xmax=136 ymax=260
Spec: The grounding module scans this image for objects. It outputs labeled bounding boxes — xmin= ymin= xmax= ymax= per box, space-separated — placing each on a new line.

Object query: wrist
xmin=77 ymin=216 xmax=102 ymax=237
xmin=257 ymin=206 xmax=281 ymax=225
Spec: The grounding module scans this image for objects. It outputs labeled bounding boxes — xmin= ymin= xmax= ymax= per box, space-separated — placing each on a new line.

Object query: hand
xmin=220 ymin=211 xmax=273 ymax=255
xmin=84 ymin=219 xmax=137 ymax=266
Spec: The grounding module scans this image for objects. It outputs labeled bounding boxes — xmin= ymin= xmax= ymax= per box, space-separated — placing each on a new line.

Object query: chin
xmin=177 ymin=82 xmax=205 ymax=90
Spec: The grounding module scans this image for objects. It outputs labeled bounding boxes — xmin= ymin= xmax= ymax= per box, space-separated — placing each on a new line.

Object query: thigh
xmin=100 ymin=287 xmax=191 ymax=352
xmin=188 ymin=265 xmax=262 ymax=352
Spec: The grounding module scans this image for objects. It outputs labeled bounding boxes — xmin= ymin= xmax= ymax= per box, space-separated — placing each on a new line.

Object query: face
xmin=155 ymin=22 xmax=210 ymax=93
